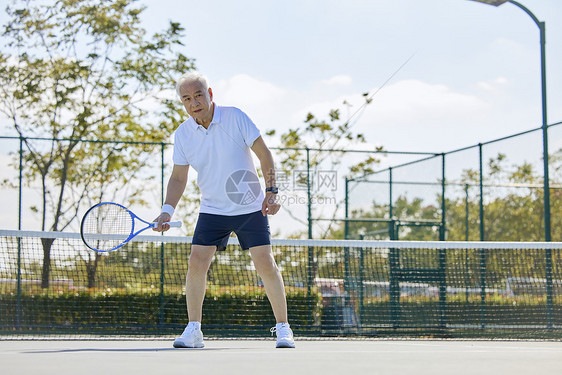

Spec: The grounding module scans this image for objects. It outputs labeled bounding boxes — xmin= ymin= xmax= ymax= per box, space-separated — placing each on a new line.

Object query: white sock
xmin=188 ymin=321 xmax=201 ymax=330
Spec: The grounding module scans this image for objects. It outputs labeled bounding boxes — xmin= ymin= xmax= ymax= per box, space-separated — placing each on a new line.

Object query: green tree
xmin=332 ymin=151 xmax=562 ymax=242
xmin=0 ymin=0 xmax=194 ymax=287
xmin=264 ymin=102 xmax=384 ymax=293
xmin=329 ymin=195 xmax=441 ymax=240
xmin=445 ymin=153 xmax=557 ymax=242
xmin=267 ymin=104 xmax=384 ymax=239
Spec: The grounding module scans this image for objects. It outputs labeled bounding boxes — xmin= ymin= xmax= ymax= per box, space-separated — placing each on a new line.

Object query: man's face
xmin=178 ymin=80 xmax=214 ymax=125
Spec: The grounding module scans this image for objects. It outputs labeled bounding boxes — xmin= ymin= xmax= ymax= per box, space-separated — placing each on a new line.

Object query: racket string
xmin=82 ymin=204 xmax=134 ymax=251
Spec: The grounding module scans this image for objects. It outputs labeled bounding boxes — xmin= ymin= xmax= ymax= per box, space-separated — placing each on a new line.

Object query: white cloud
xmin=320 ymin=75 xmax=353 ymax=86
xmin=367 ymin=79 xmax=487 ymax=124
xmin=493 ymin=37 xmax=526 ymax=55
xmin=209 ymin=74 xmax=495 ymax=152
xmin=213 ymin=74 xmax=293 ymax=135
xmin=215 ymin=74 xmax=288 ymax=111
xmin=294 ymin=79 xmax=488 ymax=127
xmin=477 ymin=76 xmax=509 ymax=92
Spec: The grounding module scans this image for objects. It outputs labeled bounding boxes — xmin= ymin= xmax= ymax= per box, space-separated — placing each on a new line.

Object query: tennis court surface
xmin=2 ymin=339 xmax=561 ymax=375
xmin=2 ymin=230 xmax=562 ymax=374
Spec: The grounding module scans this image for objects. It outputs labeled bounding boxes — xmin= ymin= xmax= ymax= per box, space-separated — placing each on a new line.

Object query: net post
xmin=307 ymin=243 xmax=314 ymax=327
xmin=479 ymin=247 xmax=487 ymax=329
xmin=545 ymin=248 xmax=553 ymax=328
xmin=389 ymin=236 xmax=400 ymax=329
xmin=343 ymin=244 xmax=351 ymax=334
xmin=438 ymin=248 xmax=448 ymax=330
xmin=358 ymin=235 xmax=365 ymax=331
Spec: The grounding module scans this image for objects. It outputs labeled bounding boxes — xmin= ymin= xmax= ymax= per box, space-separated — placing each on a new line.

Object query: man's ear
xmin=208 ymin=87 xmax=213 ymax=101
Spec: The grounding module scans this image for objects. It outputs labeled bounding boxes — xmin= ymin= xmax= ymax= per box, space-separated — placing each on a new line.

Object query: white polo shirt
xmin=172 ymin=105 xmax=265 ymax=216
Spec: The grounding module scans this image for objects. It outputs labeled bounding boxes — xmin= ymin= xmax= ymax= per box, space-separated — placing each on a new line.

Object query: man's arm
xmin=251 ymin=136 xmax=280 ymax=216
xmin=153 ymin=164 xmax=189 ymax=231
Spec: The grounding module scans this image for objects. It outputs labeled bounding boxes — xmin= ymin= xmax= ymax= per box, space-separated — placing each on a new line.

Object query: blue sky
xmin=146 ymin=0 xmax=562 ymax=237
xmin=1 ymin=0 xmax=561 ymax=235
xmin=142 ymin=0 xmax=562 ymax=154
xmin=1 ymin=0 xmax=560 ymax=154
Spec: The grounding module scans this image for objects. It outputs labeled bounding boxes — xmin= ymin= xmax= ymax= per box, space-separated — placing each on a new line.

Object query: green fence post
xmin=305 ymin=147 xmax=315 ymax=326
xmin=344 ymin=178 xmax=349 ymax=239
xmin=545 ymin=248 xmax=553 ymax=328
xmin=440 ymin=153 xmax=446 ymax=241
xmin=479 ymin=144 xmax=485 ymax=242
xmin=16 ymin=136 xmax=23 ymax=329
xmin=465 ymin=184 xmax=470 ymax=304
xmin=159 ymin=143 xmax=165 ymax=328
xmin=389 ymin=234 xmax=399 ymax=329
xmin=439 ymin=154 xmax=447 ymax=329
xmin=539 ymin=15 xmax=552 ymax=314
xmin=359 ymin=234 xmax=365 ymax=330
xmin=389 ymin=168 xmax=393 ymax=221
xmin=306 ymin=147 xmax=312 ymax=239
xmin=539 ymin=19 xmax=551 ymax=243
xmin=343 ymin=177 xmax=350 ymax=331
xmin=478 ymin=145 xmax=484 ymax=326
xmin=479 ymin=247 xmax=487 ymax=330
xmin=389 ymin=219 xmax=397 ymax=241
xmin=465 ymin=184 xmax=470 ymax=241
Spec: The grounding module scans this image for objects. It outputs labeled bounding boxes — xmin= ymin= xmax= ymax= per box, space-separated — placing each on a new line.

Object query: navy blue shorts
xmin=192 ymin=210 xmax=271 ymax=250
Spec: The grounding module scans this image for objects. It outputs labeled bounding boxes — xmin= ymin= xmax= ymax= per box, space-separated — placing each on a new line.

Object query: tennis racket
xmin=80 ymin=202 xmax=182 ymax=252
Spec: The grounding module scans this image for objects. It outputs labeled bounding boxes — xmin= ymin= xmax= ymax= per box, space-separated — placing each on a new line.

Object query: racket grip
xmin=169 ymin=221 xmax=182 ymax=228
xmin=152 ymin=221 xmax=182 ymax=228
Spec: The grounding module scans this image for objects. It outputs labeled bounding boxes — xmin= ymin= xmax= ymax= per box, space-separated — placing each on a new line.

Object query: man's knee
xmin=188 ymin=245 xmax=215 ymax=273
xmin=250 ymin=246 xmax=279 ymax=276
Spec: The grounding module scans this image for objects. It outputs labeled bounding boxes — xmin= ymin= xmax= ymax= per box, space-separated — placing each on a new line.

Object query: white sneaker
xmin=173 ymin=322 xmax=204 ymax=348
xmin=271 ymin=322 xmax=295 ymax=348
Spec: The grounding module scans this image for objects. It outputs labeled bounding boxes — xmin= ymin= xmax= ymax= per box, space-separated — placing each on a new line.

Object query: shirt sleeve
xmin=236 ymin=109 xmax=261 ymax=147
xmin=172 ymin=130 xmax=190 ymax=166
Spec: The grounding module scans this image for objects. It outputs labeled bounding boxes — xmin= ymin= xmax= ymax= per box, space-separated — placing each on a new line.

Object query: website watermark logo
xmin=225 ymin=170 xmax=261 ymax=205
xmin=276 ymin=170 xmax=338 ymax=192
xmin=225 ymin=169 xmax=339 ymax=206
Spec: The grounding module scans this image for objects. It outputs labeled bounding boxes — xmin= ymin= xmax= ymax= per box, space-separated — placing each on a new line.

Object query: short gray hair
xmin=175 ymin=71 xmax=209 ymax=97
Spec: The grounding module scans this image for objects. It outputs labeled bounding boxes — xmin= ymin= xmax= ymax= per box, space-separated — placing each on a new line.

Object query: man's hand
xmin=152 ymin=212 xmax=172 ymax=232
xmin=261 ymin=192 xmax=280 ymax=216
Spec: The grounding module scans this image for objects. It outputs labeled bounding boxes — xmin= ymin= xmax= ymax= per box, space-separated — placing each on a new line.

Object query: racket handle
xmin=152 ymin=221 xmax=182 ymax=228
xmin=168 ymin=221 xmax=182 ymax=228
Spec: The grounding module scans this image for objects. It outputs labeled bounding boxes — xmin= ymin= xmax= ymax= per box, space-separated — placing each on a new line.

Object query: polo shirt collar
xmin=188 ymin=104 xmax=221 ymax=132
xmin=210 ymin=104 xmax=221 ymax=125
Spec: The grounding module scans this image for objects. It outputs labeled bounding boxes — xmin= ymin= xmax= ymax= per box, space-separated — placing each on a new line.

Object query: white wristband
xmin=161 ymin=204 xmax=175 ymax=218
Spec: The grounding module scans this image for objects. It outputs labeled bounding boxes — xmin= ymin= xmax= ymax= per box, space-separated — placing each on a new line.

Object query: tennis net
xmin=1 ymin=230 xmax=561 ymax=339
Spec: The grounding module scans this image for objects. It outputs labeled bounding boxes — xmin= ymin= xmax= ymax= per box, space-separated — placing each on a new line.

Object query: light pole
xmin=469 ymin=0 xmax=551 ymax=242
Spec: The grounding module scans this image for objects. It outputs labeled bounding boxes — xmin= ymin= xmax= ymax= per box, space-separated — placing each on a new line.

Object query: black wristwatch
xmin=265 ymin=186 xmax=279 ymax=194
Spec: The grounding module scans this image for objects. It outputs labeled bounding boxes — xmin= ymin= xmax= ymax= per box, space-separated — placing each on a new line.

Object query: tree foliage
xmin=267 ymin=99 xmax=384 ymax=239
xmin=337 ymin=151 xmax=562 ymax=242
xmin=0 ymin=0 xmax=195 ymax=286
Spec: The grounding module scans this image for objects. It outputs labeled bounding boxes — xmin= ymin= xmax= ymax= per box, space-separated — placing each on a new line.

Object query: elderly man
xmin=154 ymin=72 xmax=294 ymax=349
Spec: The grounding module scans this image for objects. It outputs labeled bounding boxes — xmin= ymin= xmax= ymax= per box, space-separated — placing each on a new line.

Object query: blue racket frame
xmin=80 ymin=202 xmax=182 ymax=252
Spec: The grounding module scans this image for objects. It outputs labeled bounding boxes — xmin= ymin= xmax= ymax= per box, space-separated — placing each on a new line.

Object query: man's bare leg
xmin=185 ymin=244 xmax=216 ymax=322
xmin=249 ymin=244 xmax=288 ymax=323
